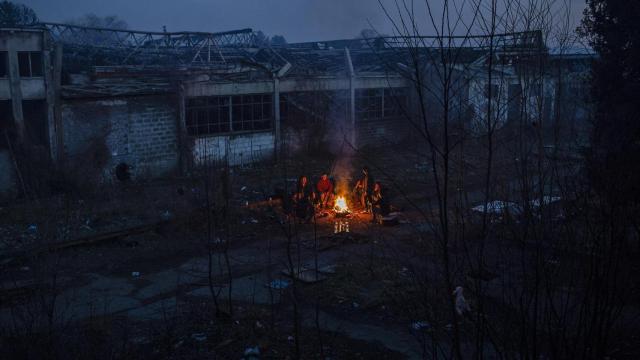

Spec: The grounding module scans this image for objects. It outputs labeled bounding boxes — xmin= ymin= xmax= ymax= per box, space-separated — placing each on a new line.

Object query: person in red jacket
xmin=316 ymin=173 xmax=334 ymax=209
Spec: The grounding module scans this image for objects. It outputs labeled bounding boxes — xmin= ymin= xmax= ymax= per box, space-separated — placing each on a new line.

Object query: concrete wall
xmin=356 ymin=118 xmax=412 ymax=147
xmin=192 ymin=131 xmax=274 ymax=167
xmin=185 ymin=76 xmax=408 ymax=97
xmin=62 ymin=95 xmax=179 ymax=180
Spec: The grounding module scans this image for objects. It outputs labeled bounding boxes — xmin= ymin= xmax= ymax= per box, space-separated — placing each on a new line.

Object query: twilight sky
xmin=23 ymin=0 xmax=587 ymax=43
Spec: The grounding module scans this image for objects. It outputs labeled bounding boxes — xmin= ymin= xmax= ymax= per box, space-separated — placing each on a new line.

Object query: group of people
xmin=291 ymin=167 xmax=390 ymax=223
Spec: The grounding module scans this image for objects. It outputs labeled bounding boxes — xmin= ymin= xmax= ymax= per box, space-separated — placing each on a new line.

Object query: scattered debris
xmin=131 ymin=271 xmax=140 ymax=277
xmin=379 ymin=215 xmax=399 ymax=226
xmin=472 ymin=201 xmax=522 ymax=216
xmin=398 ymin=267 xmax=409 ymax=277
xmin=453 ymin=286 xmax=470 ymax=316
xmin=266 ymin=279 xmax=291 ymax=289
xmin=241 ymin=186 xmax=247 ymax=191
xmin=191 ymin=333 xmax=207 ymax=342
xmin=215 ymin=339 xmax=234 ymax=349
xmin=250 ymin=218 xmax=259 ymax=224
xmin=27 ymin=224 xmax=37 ymax=233
xmin=161 ymin=210 xmax=172 ymax=221
xmin=530 ymin=196 xmax=561 ymax=207
xmin=243 ymin=346 xmax=260 ymax=359
xmin=317 ymin=264 xmax=337 ymax=274
xmin=282 ymin=268 xmax=328 ymax=283
xmin=352 ymin=302 xmax=360 ymax=308
xmin=411 ymin=321 xmax=431 ymax=331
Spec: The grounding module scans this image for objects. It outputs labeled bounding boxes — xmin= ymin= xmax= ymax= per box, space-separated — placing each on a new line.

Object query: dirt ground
xmin=3 ymin=141 xmax=637 ymax=359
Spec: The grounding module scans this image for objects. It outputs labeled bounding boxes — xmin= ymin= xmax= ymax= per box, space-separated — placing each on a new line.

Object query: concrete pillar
xmin=177 ymin=83 xmax=186 ymax=174
xmin=273 ymin=76 xmax=281 ymax=160
xmin=344 ymin=48 xmax=356 ymax=147
xmin=43 ymin=33 xmax=57 ymax=160
xmin=53 ymin=43 xmax=64 ymax=162
xmin=6 ymin=39 xmax=25 ymax=144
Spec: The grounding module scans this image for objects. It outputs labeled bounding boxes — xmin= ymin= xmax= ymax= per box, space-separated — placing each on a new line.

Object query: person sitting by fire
xmin=370 ymin=181 xmax=390 ymax=223
xmin=292 ymin=175 xmax=316 ymax=222
xmin=316 ymin=173 xmax=334 ymax=209
xmin=353 ymin=166 xmax=375 ymax=212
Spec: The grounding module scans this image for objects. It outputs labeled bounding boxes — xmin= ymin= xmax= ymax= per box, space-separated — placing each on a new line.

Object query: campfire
xmin=333 ymin=195 xmax=351 ymax=233
xmin=333 ymin=195 xmax=350 ymax=217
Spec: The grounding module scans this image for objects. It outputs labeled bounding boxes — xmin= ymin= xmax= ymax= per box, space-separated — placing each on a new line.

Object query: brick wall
xmin=62 ymin=95 xmax=179 ymax=181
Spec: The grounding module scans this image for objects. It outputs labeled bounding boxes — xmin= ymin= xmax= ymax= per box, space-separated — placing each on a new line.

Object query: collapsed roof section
xmin=21 ymin=22 xmax=544 ymax=97
xmin=42 ymin=22 xmax=256 ymax=70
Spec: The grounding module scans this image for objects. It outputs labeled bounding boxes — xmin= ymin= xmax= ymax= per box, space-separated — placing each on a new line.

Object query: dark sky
xmin=23 ymin=0 xmax=586 ymax=43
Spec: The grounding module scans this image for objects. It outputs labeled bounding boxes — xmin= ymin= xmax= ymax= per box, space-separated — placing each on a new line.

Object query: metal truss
xmin=287 ymin=30 xmax=543 ymax=53
xmin=40 ymin=22 xmax=257 ymax=66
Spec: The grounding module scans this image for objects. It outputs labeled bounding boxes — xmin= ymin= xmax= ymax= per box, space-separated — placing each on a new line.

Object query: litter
xmin=241 ymin=186 xmax=247 ymax=191
xmin=131 ymin=271 xmax=140 ymax=277
xmin=27 ymin=224 xmax=37 ymax=233
xmin=191 ymin=333 xmax=207 ymax=342
xmin=161 ymin=210 xmax=172 ymax=221
xmin=411 ymin=321 xmax=431 ymax=330
xmin=267 ymin=279 xmax=291 ymax=289
xmin=243 ymin=346 xmax=260 ymax=359
xmin=398 ymin=267 xmax=409 ymax=276
xmin=250 ymin=218 xmax=259 ymax=224
xmin=317 ymin=264 xmax=337 ymax=274
xmin=453 ymin=286 xmax=470 ymax=316
xmin=290 ymin=269 xmax=327 ymax=283
xmin=530 ymin=196 xmax=561 ymax=207
xmin=471 ymin=201 xmax=522 ymax=215
xmin=352 ymin=302 xmax=360 ymax=308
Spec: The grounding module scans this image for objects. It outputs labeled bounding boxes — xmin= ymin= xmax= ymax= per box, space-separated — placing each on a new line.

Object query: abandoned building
xmin=0 ymin=24 xmax=592 ymax=196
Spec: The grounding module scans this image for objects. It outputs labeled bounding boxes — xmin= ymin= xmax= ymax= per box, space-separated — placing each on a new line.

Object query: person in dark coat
xmin=370 ymin=182 xmax=390 ymax=223
xmin=354 ymin=167 xmax=375 ymax=212
xmin=293 ymin=175 xmax=315 ymax=221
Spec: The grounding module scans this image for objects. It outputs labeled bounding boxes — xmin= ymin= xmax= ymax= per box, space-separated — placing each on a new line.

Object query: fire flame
xmin=334 ymin=196 xmax=349 ymax=213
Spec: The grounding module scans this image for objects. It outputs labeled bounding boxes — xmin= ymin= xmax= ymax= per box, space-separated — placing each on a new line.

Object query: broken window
xmin=18 ymin=51 xmax=44 ymax=78
xmin=185 ymin=96 xmax=230 ymax=136
xmin=231 ymin=94 xmax=272 ymax=132
xmin=0 ymin=52 xmax=7 ymax=78
xmin=383 ymin=88 xmax=407 ymax=118
xmin=185 ymin=94 xmax=272 ymax=136
xmin=356 ymin=88 xmax=383 ymax=121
